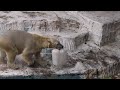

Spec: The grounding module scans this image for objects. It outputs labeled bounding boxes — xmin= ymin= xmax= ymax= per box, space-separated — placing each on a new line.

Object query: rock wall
xmin=0 ymin=21 xmax=23 ymax=32
xmin=78 ymin=11 xmax=120 ymax=46
xmin=101 ymin=21 xmax=120 ymax=45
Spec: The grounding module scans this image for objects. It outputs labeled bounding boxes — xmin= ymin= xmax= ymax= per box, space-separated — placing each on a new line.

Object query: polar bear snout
xmin=56 ymin=43 xmax=64 ymax=50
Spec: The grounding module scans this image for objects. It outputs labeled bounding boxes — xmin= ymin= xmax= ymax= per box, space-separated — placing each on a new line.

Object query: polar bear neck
xmin=32 ymin=34 xmax=50 ymax=49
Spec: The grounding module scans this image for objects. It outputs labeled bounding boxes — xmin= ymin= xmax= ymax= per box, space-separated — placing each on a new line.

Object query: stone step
xmin=78 ymin=11 xmax=120 ymax=46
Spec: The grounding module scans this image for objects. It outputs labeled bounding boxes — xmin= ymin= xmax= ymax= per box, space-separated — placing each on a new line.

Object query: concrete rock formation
xmin=77 ymin=11 xmax=120 ymax=46
xmin=0 ymin=11 xmax=120 ymax=79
